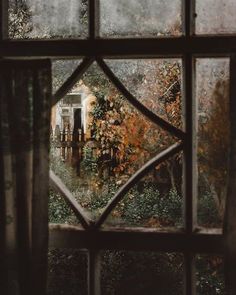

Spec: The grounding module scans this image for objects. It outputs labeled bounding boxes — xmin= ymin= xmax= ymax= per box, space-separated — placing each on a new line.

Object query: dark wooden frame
xmin=1 ymin=0 xmax=236 ymax=294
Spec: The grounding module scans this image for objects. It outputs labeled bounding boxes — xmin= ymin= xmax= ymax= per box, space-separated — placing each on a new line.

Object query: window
xmin=1 ymin=1 xmax=236 ymax=295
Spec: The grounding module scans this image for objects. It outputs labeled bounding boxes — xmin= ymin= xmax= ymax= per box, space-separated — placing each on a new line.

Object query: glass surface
xmin=105 ymin=59 xmax=183 ymax=129
xmin=196 ymin=58 xmax=230 ymax=228
xmin=101 ymin=251 xmax=183 ymax=295
xmin=196 ymin=255 xmax=225 ymax=295
xmin=8 ymin=0 xmax=88 ymax=39
xmin=104 ymin=153 xmax=183 ymax=229
xmin=99 ymin=0 xmax=182 ymax=38
xmin=52 ymin=59 xmax=82 ymax=94
xmin=196 ymin=0 xmax=236 ymax=35
xmin=47 ymin=249 xmax=88 ymax=295
xmin=49 ymin=188 xmax=79 ymax=225
xmin=50 ymin=61 xmax=178 ymax=225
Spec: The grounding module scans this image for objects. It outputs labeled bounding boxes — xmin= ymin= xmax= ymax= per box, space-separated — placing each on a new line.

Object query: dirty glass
xmin=8 ymin=0 xmax=88 ymax=39
xmin=196 ymin=58 xmax=230 ymax=228
xmin=99 ymin=0 xmax=182 ymax=38
xmin=195 ymin=0 xmax=236 ymax=35
xmin=105 ymin=59 xmax=183 ymax=129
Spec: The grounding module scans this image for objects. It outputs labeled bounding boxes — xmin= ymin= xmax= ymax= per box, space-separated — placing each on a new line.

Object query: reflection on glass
xmin=196 ymin=58 xmax=230 ymax=228
xmin=196 ymin=255 xmax=225 ymax=295
xmin=101 ymin=251 xmax=183 ymax=295
xmin=47 ymin=249 xmax=88 ymax=295
xmin=105 ymin=153 xmax=183 ymax=229
xmin=105 ymin=59 xmax=183 ymax=129
xmin=50 ymin=62 xmax=178 ymax=225
xmin=196 ymin=0 xmax=236 ymax=35
xmin=8 ymin=0 xmax=88 ymax=39
xmin=99 ymin=0 xmax=182 ymax=38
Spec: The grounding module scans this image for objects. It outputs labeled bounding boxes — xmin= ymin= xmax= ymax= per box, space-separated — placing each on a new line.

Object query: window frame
xmin=1 ymin=1 xmax=235 ymax=294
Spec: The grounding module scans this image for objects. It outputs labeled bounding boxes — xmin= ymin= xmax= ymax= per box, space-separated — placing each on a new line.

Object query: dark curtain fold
xmin=0 ymin=60 xmax=51 ymax=295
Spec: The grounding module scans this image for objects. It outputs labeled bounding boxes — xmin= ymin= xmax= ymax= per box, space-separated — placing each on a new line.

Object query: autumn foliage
xmin=83 ymin=61 xmax=182 ymax=192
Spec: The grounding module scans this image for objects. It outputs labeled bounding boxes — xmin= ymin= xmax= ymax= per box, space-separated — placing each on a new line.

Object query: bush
xmin=198 ymin=192 xmax=221 ymax=227
xmin=122 ymin=183 xmax=182 ymax=227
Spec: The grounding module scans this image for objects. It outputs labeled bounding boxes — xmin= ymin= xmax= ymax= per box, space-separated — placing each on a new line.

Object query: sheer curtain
xmin=0 ymin=60 xmax=51 ymax=295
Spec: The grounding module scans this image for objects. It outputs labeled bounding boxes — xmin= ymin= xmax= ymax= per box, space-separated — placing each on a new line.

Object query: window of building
xmin=1 ymin=1 xmax=236 ymax=295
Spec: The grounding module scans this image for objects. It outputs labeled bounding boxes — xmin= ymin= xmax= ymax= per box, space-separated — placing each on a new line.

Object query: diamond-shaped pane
xmin=50 ymin=62 xmax=179 ymax=224
xmin=104 ymin=152 xmax=183 ymax=229
xmin=105 ymin=59 xmax=183 ymax=129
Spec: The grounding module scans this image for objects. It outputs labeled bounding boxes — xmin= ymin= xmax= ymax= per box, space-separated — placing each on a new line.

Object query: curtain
xmin=0 ymin=60 xmax=51 ymax=295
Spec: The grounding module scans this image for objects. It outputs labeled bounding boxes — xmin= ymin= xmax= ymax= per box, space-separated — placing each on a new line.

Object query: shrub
xmin=122 ymin=183 xmax=182 ymax=227
xmin=198 ymin=192 xmax=221 ymax=227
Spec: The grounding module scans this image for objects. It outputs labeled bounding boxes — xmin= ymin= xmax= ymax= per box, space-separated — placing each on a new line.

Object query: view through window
xmin=4 ymin=0 xmax=236 ymax=294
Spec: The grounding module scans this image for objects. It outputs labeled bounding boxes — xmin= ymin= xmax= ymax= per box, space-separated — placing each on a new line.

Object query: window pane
xmin=50 ymin=62 xmax=178 ymax=225
xmin=101 ymin=251 xmax=183 ymax=295
xmin=99 ymin=0 xmax=182 ymax=38
xmin=104 ymin=153 xmax=183 ymax=229
xmin=105 ymin=59 xmax=183 ymax=129
xmin=196 ymin=58 xmax=230 ymax=228
xmin=195 ymin=0 xmax=236 ymax=35
xmin=196 ymin=255 xmax=225 ymax=295
xmin=47 ymin=249 xmax=88 ymax=295
xmin=8 ymin=0 xmax=88 ymax=39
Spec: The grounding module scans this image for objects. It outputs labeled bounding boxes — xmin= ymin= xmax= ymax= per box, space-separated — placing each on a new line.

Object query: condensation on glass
xmin=99 ymin=0 xmax=182 ymax=38
xmin=49 ymin=61 xmax=179 ymax=227
xmin=8 ymin=0 xmax=88 ymax=39
xmin=196 ymin=255 xmax=225 ymax=295
xmin=105 ymin=59 xmax=183 ymax=129
xmin=101 ymin=251 xmax=183 ymax=295
xmin=196 ymin=58 xmax=230 ymax=228
xmin=47 ymin=248 xmax=88 ymax=295
xmin=195 ymin=0 xmax=236 ymax=35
